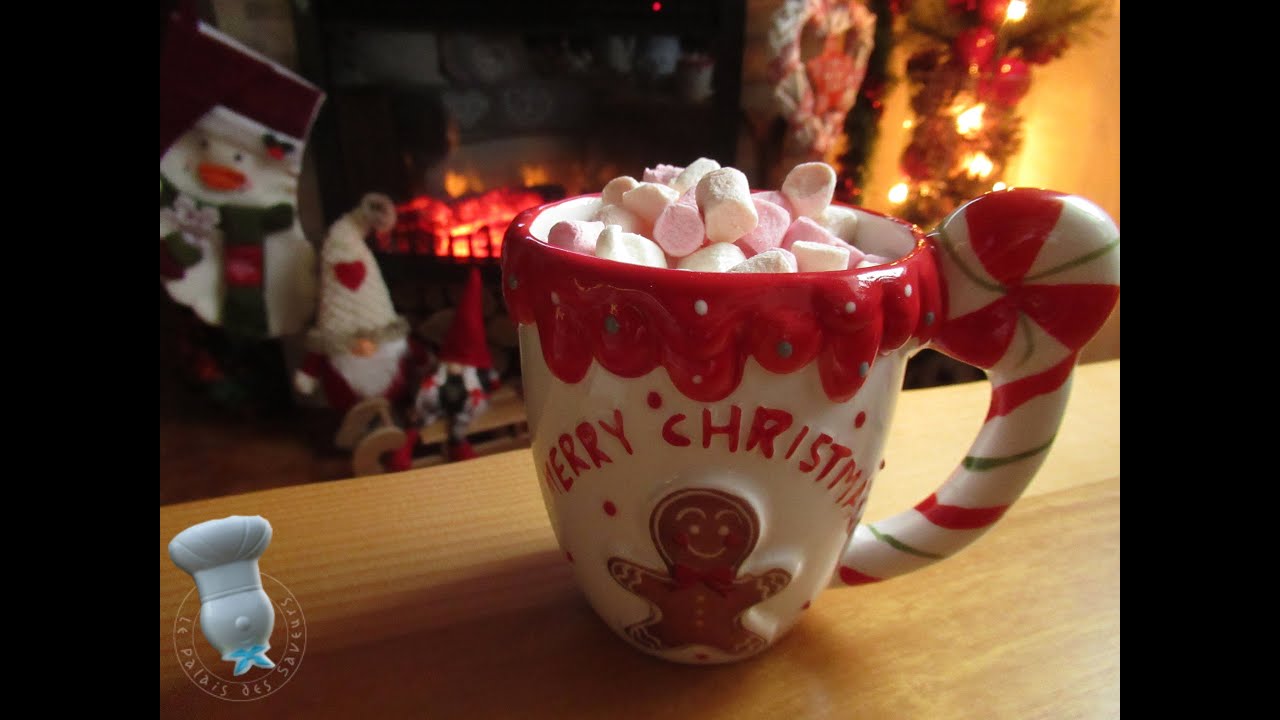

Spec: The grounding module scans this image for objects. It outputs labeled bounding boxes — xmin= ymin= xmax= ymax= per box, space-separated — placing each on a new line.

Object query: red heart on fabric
xmin=334 ymin=261 xmax=366 ymax=290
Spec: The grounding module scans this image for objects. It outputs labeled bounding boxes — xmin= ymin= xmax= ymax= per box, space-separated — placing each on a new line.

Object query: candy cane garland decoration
xmin=767 ymin=0 xmax=877 ymax=158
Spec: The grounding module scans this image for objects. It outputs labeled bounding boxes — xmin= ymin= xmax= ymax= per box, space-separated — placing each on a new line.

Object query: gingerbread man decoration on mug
xmin=608 ymin=488 xmax=791 ymax=655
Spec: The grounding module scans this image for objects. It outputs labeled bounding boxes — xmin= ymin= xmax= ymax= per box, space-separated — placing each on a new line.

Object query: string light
xmin=992 ymin=181 xmax=1007 ymax=191
xmin=956 ymin=104 xmax=986 ymax=136
xmin=902 ymin=119 xmax=913 ymax=129
xmin=1006 ymin=0 xmax=1028 ymax=22
xmin=888 ymin=182 xmax=910 ymax=204
xmin=964 ymin=152 xmax=994 ymax=179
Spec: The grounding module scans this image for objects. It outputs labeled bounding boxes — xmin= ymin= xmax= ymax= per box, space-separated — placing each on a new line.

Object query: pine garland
xmin=891 ymin=0 xmax=1108 ymax=228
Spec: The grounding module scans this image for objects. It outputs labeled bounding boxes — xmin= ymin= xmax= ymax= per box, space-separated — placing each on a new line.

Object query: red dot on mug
xmin=604 ymin=500 xmax=618 ymax=516
xmin=855 ymin=411 xmax=866 ymax=428
xmin=647 ymin=391 xmax=662 ymax=409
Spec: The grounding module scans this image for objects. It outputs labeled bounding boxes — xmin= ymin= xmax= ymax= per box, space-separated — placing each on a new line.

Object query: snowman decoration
xmin=169 ymin=515 xmax=277 ymax=675
xmin=159 ymin=13 xmax=324 ymax=339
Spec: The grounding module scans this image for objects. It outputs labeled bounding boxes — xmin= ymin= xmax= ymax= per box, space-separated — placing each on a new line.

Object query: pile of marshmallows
xmin=545 ymin=159 xmax=894 ymax=273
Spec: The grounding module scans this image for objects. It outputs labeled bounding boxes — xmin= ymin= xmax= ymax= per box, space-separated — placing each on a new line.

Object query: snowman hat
xmin=306 ymin=194 xmax=410 ymax=355
xmin=159 ymin=6 xmax=324 ymax=174
xmin=169 ymin=515 xmax=273 ymax=602
xmin=439 ymin=266 xmax=493 ymax=369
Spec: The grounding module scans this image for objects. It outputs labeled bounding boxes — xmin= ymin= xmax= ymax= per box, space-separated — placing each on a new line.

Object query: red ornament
xmin=979 ymin=56 xmax=1032 ymax=106
xmin=901 ymin=143 xmax=933 ymax=182
xmin=979 ymin=0 xmax=1009 ymax=25
xmin=954 ymin=27 xmax=998 ymax=70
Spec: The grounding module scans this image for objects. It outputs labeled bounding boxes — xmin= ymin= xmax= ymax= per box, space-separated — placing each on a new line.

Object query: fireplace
xmin=289 ymin=0 xmax=746 ymax=378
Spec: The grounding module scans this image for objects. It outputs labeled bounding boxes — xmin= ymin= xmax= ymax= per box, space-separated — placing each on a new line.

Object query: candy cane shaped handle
xmin=833 ymin=189 xmax=1120 ymax=586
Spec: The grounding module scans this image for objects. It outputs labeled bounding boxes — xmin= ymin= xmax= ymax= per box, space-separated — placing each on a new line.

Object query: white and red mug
xmin=501 ymin=189 xmax=1119 ymax=664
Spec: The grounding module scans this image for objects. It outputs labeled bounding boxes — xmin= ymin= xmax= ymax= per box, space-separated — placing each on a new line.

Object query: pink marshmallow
xmin=751 ymin=190 xmax=794 ymax=215
xmin=643 ymin=164 xmax=683 ymax=186
xmin=548 ymin=220 xmax=605 ymax=255
xmin=736 ymin=198 xmax=791 ymax=257
xmin=781 ymin=217 xmax=867 ymax=267
xmin=653 ymin=200 xmax=706 ymax=257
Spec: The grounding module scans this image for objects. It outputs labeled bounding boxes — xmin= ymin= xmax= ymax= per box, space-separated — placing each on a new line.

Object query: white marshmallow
xmin=781 ymin=162 xmax=837 ymax=219
xmin=677 ymin=242 xmax=746 ymax=272
xmin=696 ymin=167 xmax=758 ymax=244
xmin=595 ymin=224 xmax=668 ymax=268
xmin=671 ymin=157 xmax=722 ymax=194
xmin=596 ymin=203 xmax=649 ymax=236
xmin=548 ymin=220 xmax=605 ymax=255
xmin=643 ymin=164 xmax=683 ymax=185
xmin=819 ymin=205 xmax=860 ymax=244
xmin=728 ymin=248 xmax=798 ymax=274
xmin=601 ymin=176 xmax=640 ymax=206
xmin=856 ymin=254 xmax=892 ymax=269
xmin=622 ymin=182 xmax=680 ymax=224
xmin=791 ymin=240 xmax=851 ymax=272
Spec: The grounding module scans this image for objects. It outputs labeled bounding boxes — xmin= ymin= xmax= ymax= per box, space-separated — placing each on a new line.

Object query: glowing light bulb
xmin=1007 ymin=0 xmax=1028 ymax=22
xmin=902 ymin=119 xmax=913 ymax=129
xmin=956 ymin=104 xmax=986 ymax=136
xmin=965 ymin=152 xmax=994 ymax=179
xmin=888 ymin=182 xmax=910 ymax=204
xmin=992 ymin=181 xmax=1007 ymax=191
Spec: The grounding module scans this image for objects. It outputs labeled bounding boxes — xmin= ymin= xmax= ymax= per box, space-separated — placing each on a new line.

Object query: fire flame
xmin=387 ymin=186 xmax=552 ymax=261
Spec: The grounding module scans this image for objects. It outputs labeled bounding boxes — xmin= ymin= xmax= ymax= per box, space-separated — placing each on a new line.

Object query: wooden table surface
xmin=159 ymin=360 xmax=1120 ymax=720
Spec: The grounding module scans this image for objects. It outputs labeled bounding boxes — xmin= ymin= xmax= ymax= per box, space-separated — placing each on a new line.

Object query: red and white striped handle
xmin=834 ymin=189 xmax=1120 ymax=586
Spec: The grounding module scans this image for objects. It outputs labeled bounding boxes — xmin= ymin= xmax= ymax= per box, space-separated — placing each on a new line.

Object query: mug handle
xmin=832 ymin=189 xmax=1120 ymax=586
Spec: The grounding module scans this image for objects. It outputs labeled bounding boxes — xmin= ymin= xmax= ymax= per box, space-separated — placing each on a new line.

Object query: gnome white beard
xmin=330 ymin=337 xmax=409 ymax=399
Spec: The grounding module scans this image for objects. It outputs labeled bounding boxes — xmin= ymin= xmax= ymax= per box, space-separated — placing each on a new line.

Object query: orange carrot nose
xmin=197 ymin=162 xmax=247 ymax=191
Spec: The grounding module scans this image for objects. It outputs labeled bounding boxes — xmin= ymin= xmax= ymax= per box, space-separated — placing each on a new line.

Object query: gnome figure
xmin=294 ymin=194 xmax=429 ymax=468
xmin=159 ymin=11 xmax=324 ymax=339
xmin=414 ymin=266 xmax=501 ymax=462
xmin=169 ymin=516 xmax=277 ymax=676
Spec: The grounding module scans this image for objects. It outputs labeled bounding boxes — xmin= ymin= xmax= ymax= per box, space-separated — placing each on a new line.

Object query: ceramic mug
xmin=501 ymin=189 xmax=1119 ymax=664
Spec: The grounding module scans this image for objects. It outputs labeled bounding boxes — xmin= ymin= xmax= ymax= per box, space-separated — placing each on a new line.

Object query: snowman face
xmin=160 ymin=108 xmax=299 ymax=207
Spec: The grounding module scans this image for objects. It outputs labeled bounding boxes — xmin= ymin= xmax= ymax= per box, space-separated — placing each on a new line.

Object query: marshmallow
xmin=622 ymin=182 xmax=681 ymax=224
xmin=677 ymin=242 xmax=746 ymax=272
xmin=696 ymin=167 xmax=758 ymax=244
xmin=653 ymin=188 xmax=706 ymax=257
xmin=781 ymin=162 xmax=837 ymax=219
xmin=736 ymin=198 xmax=791 ymax=257
xmin=596 ymin=203 xmax=649 ymax=235
xmin=643 ymin=164 xmax=684 ymax=185
xmin=856 ymin=254 xmax=892 ymax=269
xmin=791 ymin=240 xmax=851 ymax=273
xmin=601 ymin=176 xmax=640 ymax=206
xmin=751 ymin=190 xmax=794 ymax=215
xmin=548 ymin=219 xmax=605 ymax=255
xmin=671 ymin=157 xmax=722 ymax=194
xmin=595 ymin=224 xmax=668 ymax=268
xmin=728 ymin=248 xmax=798 ymax=274
xmin=782 ymin=216 xmax=843 ymax=249
xmin=819 ymin=205 xmax=860 ymax=244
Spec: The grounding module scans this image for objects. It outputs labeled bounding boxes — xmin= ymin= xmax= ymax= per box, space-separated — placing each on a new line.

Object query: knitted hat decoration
xmin=439 ymin=266 xmax=494 ymax=369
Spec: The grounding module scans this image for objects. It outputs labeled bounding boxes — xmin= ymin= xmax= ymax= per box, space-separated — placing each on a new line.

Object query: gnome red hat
xmin=439 ymin=267 xmax=493 ymax=369
xmin=160 ymin=7 xmax=323 ymax=172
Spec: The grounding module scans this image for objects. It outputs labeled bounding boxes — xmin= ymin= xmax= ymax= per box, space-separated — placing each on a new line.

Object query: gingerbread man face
xmin=650 ymin=488 xmax=759 ymax=573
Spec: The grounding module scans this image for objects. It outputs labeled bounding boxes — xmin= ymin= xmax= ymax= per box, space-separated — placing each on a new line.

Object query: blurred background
xmin=159 ymin=0 xmax=1118 ymax=504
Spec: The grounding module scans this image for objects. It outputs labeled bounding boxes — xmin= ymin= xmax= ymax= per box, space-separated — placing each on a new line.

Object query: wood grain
xmin=160 ymin=360 xmax=1119 ymax=719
